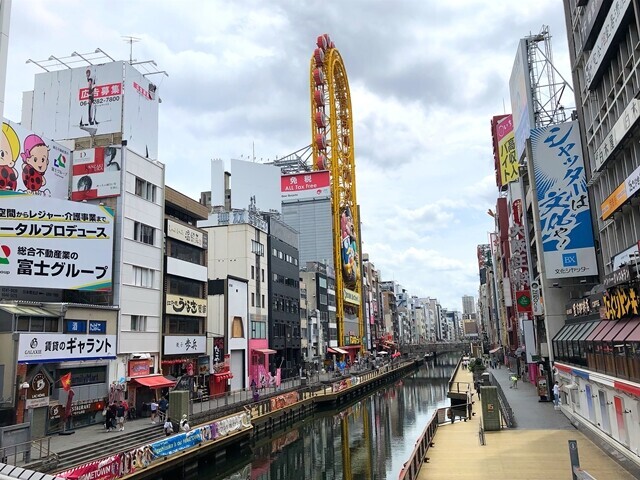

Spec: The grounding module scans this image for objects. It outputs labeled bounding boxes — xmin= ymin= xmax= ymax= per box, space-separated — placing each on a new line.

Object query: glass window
xmin=135 ymin=177 xmax=157 ymax=202
xmin=319 ymin=294 xmax=328 ymax=305
xmin=131 ymin=315 xmax=147 ymax=331
xmin=251 ymin=321 xmax=267 ymax=339
xmin=134 ymin=222 xmax=155 ymax=245
xmin=16 ymin=316 xmax=59 ymax=332
xmin=168 ymin=276 xmax=202 ymax=297
xmin=167 ymin=316 xmax=202 ymax=334
xmin=261 ymin=269 xmax=264 ymax=282
xmin=272 ymin=248 xmax=277 ymax=257
xmin=133 ymin=266 xmax=154 ymax=288
xmin=169 ymin=241 xmax=202 ymax=264
xmin=251 ymin=293 xmax=255 ymax=307
xmin=251 ymin=266 xmax=255 ymax=280
xmin=319 ymin=277 xmax=327 ymax=289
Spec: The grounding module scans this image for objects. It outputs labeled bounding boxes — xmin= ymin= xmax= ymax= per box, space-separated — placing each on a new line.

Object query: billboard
xmin=0 ymin=119 xmax=70 ymax=198
xmin=122 ymin=63 xmax=159 ymax=159
xmin=496 ymin=115 xmax=518 ymax=185
xmin=230 ymin=159 xmax=281 ymax=213
xmin=531 ymin=121 xmax=598 ymax=279
xmin=18 ymin=333 xmax=117 ymax=363
xmin=71 ymin=146 xmax=121 ymax=201
xmin=509 ymin=39 xmax=535 ymax=160
xmin=0 ymin=191 xmax=114 ymax=290
xmin=32 ymin=61 xmax=124 ymax=140
xmin=340 ymin=204 xmax=359 ymax=289
xmin=281 ymin=170 xmax=331 ymax=201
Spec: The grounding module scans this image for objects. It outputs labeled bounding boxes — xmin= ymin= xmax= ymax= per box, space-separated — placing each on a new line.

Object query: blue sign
xmin=562 ymin=253 xmax=578 ymax=267
xmin=149 ymin=430 xmax=202 ymax=457
xmin=65 ymin=320 xmax=87 ymax=333
xmin=88 ymin=321 xmax=106 ymax=334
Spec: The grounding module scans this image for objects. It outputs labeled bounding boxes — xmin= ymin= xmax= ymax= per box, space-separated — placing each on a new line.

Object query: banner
xmin=58 ymin=453 xmax=121 ymax=480
xmin=149 ymin=429 xmax=203 ymax=457
xmin=18 ymin=333 xmax=117 ymax=363
xmin=71 ymin=147 xmax=121 ymax=201
xmin=0 ymin=119 xmax=70 ymax=199
xmin=531 ymin=122 xmax=598 ymax=279
xmin=0 ymin=192 xmax=114 ymax=290
xmin=281 ymin=170 xmax=331 ymax=201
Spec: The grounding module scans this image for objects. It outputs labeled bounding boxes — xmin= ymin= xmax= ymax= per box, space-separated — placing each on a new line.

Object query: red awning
xmin=586 ymin=321 xmax=609 ymax=341
xmin=214 ymin=372 xmax=233 ymax=383
xmin=626 ymin=321 xmax=640 ymax=342
xmin=254 ymin=348 xmax=277 ymax=354
xmin=602 ymin=321 xmax=626 ymax=342
xmin=617 ymin=319 xmax=640 ymax=342
xmin=328 ymin=347 xmax=348 ymax=355
xmin=593 ymin=321 xmax=618 ymax=342
xmin=130 ymin=375 xmax=176 ymax=389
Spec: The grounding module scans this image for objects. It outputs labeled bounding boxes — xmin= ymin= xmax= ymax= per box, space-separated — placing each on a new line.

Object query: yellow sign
xmin=601 ymin=183 xmax=628 ymax=220
xmin=343 ymin=288 xmax=360 ymax=305
xmin=166 ymin=294 xmax=207 ymax=317
xmin=497 ymin=115 xmax=518 ymax=185
xmin=603 ymin=286 xmax=639 ymax=320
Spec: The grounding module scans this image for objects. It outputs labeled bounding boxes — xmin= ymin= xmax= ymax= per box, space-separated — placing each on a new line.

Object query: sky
xmin=3 ymin=0 xmax=573 ymax=311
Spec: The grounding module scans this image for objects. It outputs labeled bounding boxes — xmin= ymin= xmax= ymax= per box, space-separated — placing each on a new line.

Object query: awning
xmin=213 ymin=371 xmax=233 ymax=382
xmin=328 ymin=347 xmax=348 ymax=355
xmin=626 ymin=321 xmax=640 ymax=342
xmin=586 ymin=321 xmax=609 ymax=341
xmin=593 ymin=321 xmax=618 ymax=342
xmin=254 ymin=348 xmax=277 ymax=354
xmin=602 ymin=321 xmax=626 ymax=342
xmin=567 ymin=322 xmax=592 ymax=343
xmin=552 ymin=324 xmax=572 ymax=342
xmin=130 ymin=375 xmax=176 ymax=389
xmin=489 ymin=347 xmax=502 ymax=354
xmin=575 ymin=322 xmax=600 ymax=342
xmin=617 ymin=319 xmax=640 ymax=342
xmin=0 ymin=304 xmax=59 ymax=316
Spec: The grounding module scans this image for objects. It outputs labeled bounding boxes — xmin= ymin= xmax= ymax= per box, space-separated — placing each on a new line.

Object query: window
xmin=278 ymin=251 xmax=283 ymax=259
xmin=319 ymin=294 xmax=328 ymax=305
xmin=251 ymin=293 xmax=255 ymax=307
xmin=251 ymin=321 xmax=267 ymax=339
xmin=167 ymin=316 xmax=202 ymax=334
xmin=131 ymin=315 xmax=147 ymax=331
xmin=134 ymin=222 xmax=155 ymax=245
xmin=261 ymin=269 xmax=264 ymax=282
xmin=251 ymin=240 xmax=264 ymax=256
xmin=272 ymin=248 xmax=278 ymax=257
xmin=133 ymin=266 xmax=154 ymax=288
xmin=251 ymin=266 xmax=255 ymax=280
xmin=262 ymin=295 xmax=265 ymax=307
xmin=135 ymin=177 xmax=157 ymax=202
xmin=16 ymin=316 xmax=58 ymax=332
xmin=294 ymin=258 xmax=298 ymax=266
xmin=169 ymin=241 xmax=202 ymax=264
xmin=168 ymin=277 xmax=202 ymax=297
xmin=232 ymin=316 xmax=244 ymax=338
xmin=319 ymin=277 xmax=327 ymax=289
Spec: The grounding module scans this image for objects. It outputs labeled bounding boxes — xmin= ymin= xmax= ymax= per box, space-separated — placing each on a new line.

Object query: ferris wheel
xmin=310 ymin=34 xmax=362 ymax=347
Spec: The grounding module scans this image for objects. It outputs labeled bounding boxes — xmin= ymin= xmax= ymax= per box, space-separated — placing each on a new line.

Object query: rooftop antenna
xmin=122 ymin=36 xmax=141 ymax=63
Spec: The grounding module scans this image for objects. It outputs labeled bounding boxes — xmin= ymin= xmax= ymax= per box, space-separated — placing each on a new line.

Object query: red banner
xmin=58 ymin=453 xmax=121 ymax=480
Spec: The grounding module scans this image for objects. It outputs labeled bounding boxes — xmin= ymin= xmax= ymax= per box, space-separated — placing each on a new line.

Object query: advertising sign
xmin=496 ymin=115 xmax=518 ymax=185
xmin=603 ymin=286 xmax=640 ymax=320
xmin=530 ymin=281 xmax=543 ymax=316
xmin=166 ymin=294 xmax=207 ymax=317
xmin=0 ymin=192 xmax=114 ymax=290
xmin=71 ymin=147 xmax=121 ymax=201
xmin=531 ymin=122 xmax=598 ymax=279
xmin=18 ymin=333 xmax=117 ymax=363
xmin=149 ymin=429 xmax=203 ymax=457
xmin=340 ymin=205 xmax=359 ymax=289
xmin=164 ymin=335 xmax=206 ymax=355
xmin=509 ymin=39 xmax=535 ymax=160
xmin=128 ymin=359 xmax=151 ymax=378
xmin=58 ymin=453 xmax=121 ymax=480
xmin=515 ymin=290 xmax=532 ymax=313
xmin=26 ymin=371 xmax=50 ymax=409
xmin=122 ymin=63 xmax=160 ymax=160
xmin=166 ymin=219 xmax=205 ymax=249
xmin=32 ymin=62 xmax=124 ymax=140
xmin=281 ymin=170 xmax=331 ymax=201
xmin=212 ymin=337 xmax=224 ymax=364
xmin=343 ymin=288 xmax=360 ymax=305
xmin=595 ymin=98 xmax=640 ymax=172
xmin=0 ymin=119 xmax=70 ymax=198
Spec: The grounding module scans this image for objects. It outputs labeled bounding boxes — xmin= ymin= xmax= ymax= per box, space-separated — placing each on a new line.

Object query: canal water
xmin=190 ymin=352 xmax=458 ymax=480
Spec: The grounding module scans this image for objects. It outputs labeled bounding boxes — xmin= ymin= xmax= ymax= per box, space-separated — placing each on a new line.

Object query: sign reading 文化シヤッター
xmin=166 ymin=219 xmax=205 ymax=249
xmin=0 ymin=192 xmax=114 ymax=290
xmin=165 ymin=294 xmax=207 ymax=317
xmin=18 ymin=333 xmax=117 ymax=363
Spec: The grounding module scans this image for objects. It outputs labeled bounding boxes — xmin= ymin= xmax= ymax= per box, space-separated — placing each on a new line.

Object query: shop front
xmin=162 ymin=335 xmax=207 ymax=397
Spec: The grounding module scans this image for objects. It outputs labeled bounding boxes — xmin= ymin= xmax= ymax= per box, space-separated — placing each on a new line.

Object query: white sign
xmin=0 ymin=192 xmax=114 ymax=290
xmin=32 ymin=62 xmax=124 ymax=140
xmin=18 ymin=333 xmax=117 ymax=363
xmin=71 ymin=147 xmax=121 ymax=201
xmin=0 ymin=118 xmax=71 ymax=199
xmin=531 ymin=281 xmax=543 ymax=316
xmin=585 ymin=0 xmax=633 ymax=89
xmin=594 ymin=98 xmax=640 ymax=171
xmin=163 ymin=335 xmax=206 ymax=355
xmin=122 ymin=63 xmax=159 ymax=160
xmin=509 ymin=39 xmax=535 ymax=160
xmin=167 ymin=220 xmax=204 ymax=248
xmin=26 ymin=397 xmax=50 ymax=409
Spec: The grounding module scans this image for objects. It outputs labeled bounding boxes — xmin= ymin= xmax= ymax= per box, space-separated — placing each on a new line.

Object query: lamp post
xmin=20 ymin=382 xmax=31 ymax=462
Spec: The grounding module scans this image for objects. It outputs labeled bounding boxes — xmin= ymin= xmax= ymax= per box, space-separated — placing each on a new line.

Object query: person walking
xmin=553 ymin=381 xmax=560 ymax=407
xmin=163 ymin=417 xmax=174 ymax=436
xmin=116 ymin=400 xmax=126 ymax=431
xmin=510 ymin=374 xmax=518 ymax=389
xmin=104 ymin=405 xmax=114 ymax=432
xmin=158 ymin=397 xmax=168 ymax=418
xmin=150 ymin=400 xmax=159 ymax=424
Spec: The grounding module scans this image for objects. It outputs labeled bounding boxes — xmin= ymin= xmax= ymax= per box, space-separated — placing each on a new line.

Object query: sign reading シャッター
xmin=0 ymin=192 xmax=114 ymax=290
xmin=18 ymin=333 xmax=117 ymax=363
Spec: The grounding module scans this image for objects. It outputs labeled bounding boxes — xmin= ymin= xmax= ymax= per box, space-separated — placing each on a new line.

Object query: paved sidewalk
xmin=419 ymin=363 xmax=638 ymax=480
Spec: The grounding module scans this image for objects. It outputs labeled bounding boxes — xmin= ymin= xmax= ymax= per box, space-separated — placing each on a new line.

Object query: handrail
xmin=489 ymin=372 xmax=515 ymax=428
xmin=0 ymin=436 xmax=55 ymax=467
xmin=398 ymin=410 xmax=438 ymax=480
xmin=573 ymin=465 xmax=597 ymax=479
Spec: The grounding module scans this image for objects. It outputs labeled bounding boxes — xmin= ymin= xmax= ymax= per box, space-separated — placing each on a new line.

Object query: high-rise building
xmin=462 ymin=295 xmax=475 ymax=315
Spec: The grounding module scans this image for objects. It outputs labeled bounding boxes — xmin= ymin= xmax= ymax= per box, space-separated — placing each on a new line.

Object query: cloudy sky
xmin=4 ymin=1 xmax=572 ymax=311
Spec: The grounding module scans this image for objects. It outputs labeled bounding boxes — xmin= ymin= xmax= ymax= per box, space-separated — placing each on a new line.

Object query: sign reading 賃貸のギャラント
xmin=18 ymin=333 xmax=117 ymax=363
xmin=0 ymin=192 xmax=114 ymax=290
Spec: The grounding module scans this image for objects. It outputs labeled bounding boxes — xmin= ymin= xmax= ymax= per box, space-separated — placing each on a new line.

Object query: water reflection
xmin=196 ymin=353 xmax=458 ymax=480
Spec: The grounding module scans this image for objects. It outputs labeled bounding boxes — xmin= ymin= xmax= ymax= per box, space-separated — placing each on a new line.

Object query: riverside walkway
xmin=418 ymin=364 xmax=640 ymax=480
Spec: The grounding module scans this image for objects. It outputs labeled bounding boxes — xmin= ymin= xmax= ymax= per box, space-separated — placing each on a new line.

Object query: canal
xmin=188 ymin=352 xmax=458 ymax=480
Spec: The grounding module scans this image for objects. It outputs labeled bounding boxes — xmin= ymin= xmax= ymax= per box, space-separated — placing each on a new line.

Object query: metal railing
xmin=489 ymin=372 xmax=515 ymax=428
xmin=0 ymin=436 xmax=56 ymax=467
xmin=398 ymin=410 xmax=438 ymax=480
xmin=573 ymin=466 xmax=597 ymax=479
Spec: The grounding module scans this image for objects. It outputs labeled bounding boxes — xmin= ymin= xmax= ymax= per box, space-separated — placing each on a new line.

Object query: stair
xmin=52 ymin=423 xmax=166 ymax=472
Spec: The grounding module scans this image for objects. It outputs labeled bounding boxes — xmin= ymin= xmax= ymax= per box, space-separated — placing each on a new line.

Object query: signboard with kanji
xmin=18 ymin=333 xmax=117 ymax=363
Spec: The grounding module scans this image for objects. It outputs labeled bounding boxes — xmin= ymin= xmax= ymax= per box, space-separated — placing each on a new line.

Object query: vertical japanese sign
xmin=496 ymin=115 xmax=518 ymax=185
xmin=32 ymin=62 xmax=124 ymax=140
xmin=510 ymin=198 xmax=531 ymax=313
xmin=531 ymin=121 xmax=598 ymax=279
xmin=0 ymin=119 xmax=70 ymax=199
xmin=0 ymin=191 xmax=114 ymax=290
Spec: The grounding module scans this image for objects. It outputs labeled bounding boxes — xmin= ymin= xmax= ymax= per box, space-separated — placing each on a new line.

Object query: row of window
xmin=135 ymin=177 xmax=157 ymax=203
xmin=251 ymin=321 xmax=267 ymax=339
xmin=251 ymin=293 xmax=265 ymax=308
xmin=272 ymin=248 xmax=298 ymax=266
xmin=273 ymin=273 xmax=299 ymax=288
xmin=272 ymin=297 xmax=299 ymax=314
xmin=251 ymin=266 xmax=265 ymax=282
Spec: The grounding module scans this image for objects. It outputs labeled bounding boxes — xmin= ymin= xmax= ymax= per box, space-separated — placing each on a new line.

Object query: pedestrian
xmin=104 ymin=406 xmax=114 ymax=432
xmin=553 ymin=381 xmax=560 ymax=407
xmin=163 ymin=417 xmax=174 ymax=436
xmin=150 ymin=400 xmax=159 ymax=424
xmin=510 ymin=375 xmax=518 ymax=389
xmin=158 ymin=397 xmax=168 ymax=418
xmin=116 ymin=400 xmax=126 ymax=431
xmin=179 ymin=414 xmax=190 ymax=432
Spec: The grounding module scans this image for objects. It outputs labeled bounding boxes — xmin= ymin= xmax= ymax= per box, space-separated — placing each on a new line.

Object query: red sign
xmin=128 ymin=359 xmax=150 ymax=378
xmin=516 ymin=290 xmax=532 ymax=313
xmin=281 ymin=171 xmax=331 ymax=200
xmin=78 ymin=83 xmax=122 ymax=100
xmin=58 ymin=453 xmax=121 ymax=480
